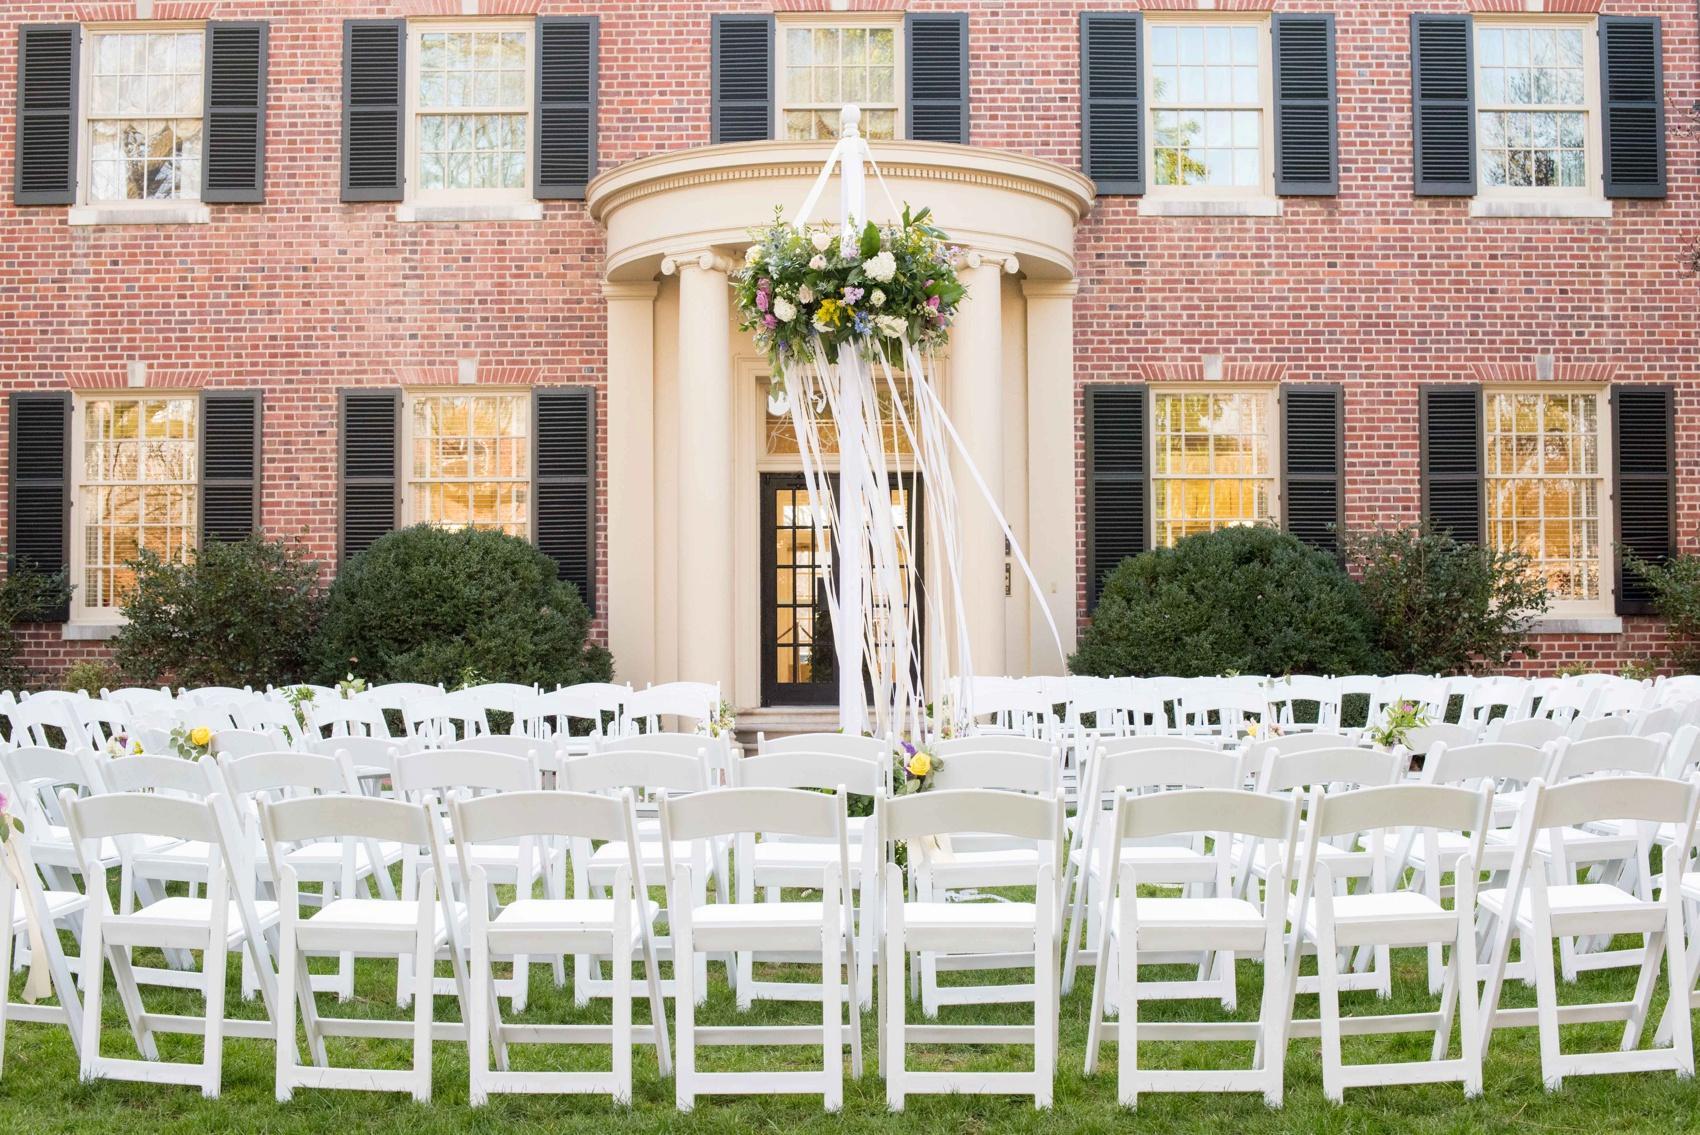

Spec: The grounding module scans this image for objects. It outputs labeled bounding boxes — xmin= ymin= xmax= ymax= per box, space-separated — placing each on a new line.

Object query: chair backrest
xmin=1527 ymin=774 xmax=1700 ymax=833
xmin=452 ymin=788 xmax=631 ymax=846
xmin=1535 ymin=683 xmax=1600 ymax=721
xmin=392 ymin=748 xmax=539 ymax=800
xmin=1 ymin=746 xmax=100 ymax=831
xmin=1092 ymin=734 xmax=1218 ymax=757
xmin=103 ymin=686 xmax=176 ymax=719
xmin=1549 ymin=734 xmax=1666 ymax=780
xmin=1267 ymin=675 xmax=1344 ymax=728
xmin=1115 ymin=787 xmax=1298 ymax=844
xmin=623 ymin=681 xmax=719 ymax=731
xmin=1486 ymin=715 xmax=1569 ymax=748
xmin=1243 ymin=731 xmax=1357 ymax=772
xmin=756 ymin=731 xmax=888 ymax=761
xmin=1309 ymin=782 xmax=1491 ymax=843
xmin=307 ymin=734 xmax=403 ymax=775
xmin=1402 ymin=721 xmax=1479 ymax=757
xmin=452 ymin=733 xmax=558 ymax=772
xmin=233 ymin=697 xmax=306 ymax=740
xmin=1088 ymin=746 xmax=1246 ymax=796
xmin=663 ymin=785 xmax=844 ymax=844
xmin=219 ymin=749 xmax=356 ymax=799
xmin=212 ymin=729 xmax=282 ymax=759
xmin=1177 ymin=680 xmax=1271 ymax=734
xmin=60 ymin=787 xmax=222 ymax=846
xmin=926 ymin=742 xmax=1058 ymax=795
xmin=260 ymin=792 xmax=435 ymax=849
xmin=1459 ymin=676 xmax=1535 ymax=723
xmin=1371 ymin=675 xmax=1454 ymax=721
xmin=179 ymin=686 xmax=253 ymax=706
xmin=881 ymin=787 xmax=1061 ymax=845
xmin=311 ymin=696 xmax=395 ymax=739
xmin=560 ymin=745 xmax=709 ymax=796
xmin=733 ymin=749 xmax=889 ymax=796
xmin=1257 ymin=745 xmax=1403 ymax=794
xmin=98 ymin=753 xmax=223 ymax=799
xmin=1422 ymin=741 xmax=1552 ymax=789
xmin=1660 ymin=724 xmax=1700 ymax=779
xmin=2 ymin=697 xmax=81 ymax=749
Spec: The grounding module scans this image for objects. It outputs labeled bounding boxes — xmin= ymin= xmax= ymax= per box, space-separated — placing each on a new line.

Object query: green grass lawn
xmin=3 ymin=905 xmax=1700 ymax=1135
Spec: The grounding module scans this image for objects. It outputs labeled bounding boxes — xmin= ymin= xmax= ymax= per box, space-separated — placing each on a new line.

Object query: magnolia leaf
xmin=859 ymin=220 xmax=881 ymax=260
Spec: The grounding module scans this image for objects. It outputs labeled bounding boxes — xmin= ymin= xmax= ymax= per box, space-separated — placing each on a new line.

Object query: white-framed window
xmin=1145 ymin=17 xmax=1273 ymax=196
xmin=778 ymin=18 xmax=902 ymax=141
xmin=71 ymin=394 xmax=199 ymax=621
xmin=1151 ymin=387 xmax=1279 ymax=547
xmin=1485 ymin=389 xmax=1610 ymax=610
xmin=1475 ymin=18 xmax=1602 ymax=198
xmin=404 ymin=390 xmax=531 ymax=538
xmin=406 ymin=21 xmax=532 ymax=203
xmin=81 ymin=25 xmax=205 ymax=204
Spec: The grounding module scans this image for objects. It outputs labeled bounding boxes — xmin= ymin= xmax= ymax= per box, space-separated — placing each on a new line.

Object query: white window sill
xmin=1528 ymin=615 xmax=1624 ymax=635
xmin=1139 ymin=197 xmax=1283 ymax=218
xmin=62 ymin=623 xmax=122 ymax=642
xmin=395 ymin=203 xmax=544 ymax=223
xmin=68 ymin=203 xmax=211 ymax=227
xmin=1470 ymin=198 xmax=1614 ymax=220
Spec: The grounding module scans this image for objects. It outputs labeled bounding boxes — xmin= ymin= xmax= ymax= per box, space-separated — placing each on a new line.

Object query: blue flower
xmin=852 ymin=311 xmax=873 ymax=335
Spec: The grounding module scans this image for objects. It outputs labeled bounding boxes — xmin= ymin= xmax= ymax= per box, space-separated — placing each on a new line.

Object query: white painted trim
xmin=394 ymin=202 xmax=544 ymax=223
xmin=1140 ymin=12 xmax=1277 ymax=204
xmin=1138 ymin=196 xmax=1282 ymax=217
xmin=68 ymin=203 xmax=211 ymax=226
xmin=1529 ymin=616 xmax=1624 ymax=635
xmin=61 ymin=623 xmax=123 ymax=642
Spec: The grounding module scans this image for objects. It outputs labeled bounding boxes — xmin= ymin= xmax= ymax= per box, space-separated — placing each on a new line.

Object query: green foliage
xmin=1069 ymin=526 xmax=1383 ymax=679
xmin=0 ymin=560 xmax=71 ymax=691
xmin=61 ymin=658 xmax=119 ymax=695
xmin=1628 ymin=545 xmax=1700 ymax=671
xmin=1344 ymin=524 xmax=1550 ymax=675
xmin=311 ymin=525 xmax=612 ymax=689
xmin=113 ymin=536 xmax=324 ymax=689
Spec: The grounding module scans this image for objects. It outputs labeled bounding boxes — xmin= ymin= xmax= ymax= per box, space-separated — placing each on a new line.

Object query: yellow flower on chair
xmin=189 ymin=726 xmax=212 ymax=749
xmin=906 ymin=752 xmax=932 ymax=779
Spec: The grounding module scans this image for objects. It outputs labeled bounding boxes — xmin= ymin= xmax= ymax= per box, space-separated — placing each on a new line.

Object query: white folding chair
xmin=61 ymin=790 xmax=279 ymax=1098
xmin=0 ymin=824 xmax=88 ymax=1075
xmin=450 ymin=788 xmax=670 ymax=1105
xmin=530 ymin=683 xmax=629 ymax=756
xmin=1478 ymin=775 xmax=1700 ymax=1089
xmin=731 ymin=747 xmax=886 ymax=1008
xmin=1063 ymin=745 xmax=1246 ymax=1000
xmin=1084 ymin=787 xmax=1297 ymax=1109
xmin=560 ymin=741 xmax=718 ymax=1003
xmin=664 ymin=786 xmax=861 ymax=1112
xmin=307 ymin=734 xmax=403 ymax=790
xmin=881 ymin=788 xmax=1062 ymax=1111
xmin=1288 ymin=783 xmax=1493 ymax=1100
xmin=262 ymin=794 xmax=467 ymax=1102
xmin=392 ymin=749 xmax=554 ymax=1009
xmin=1268 ymin=675 xmax=1345 ymax=734
xmin=1486 ymin=715 xmax=1570 ymax=749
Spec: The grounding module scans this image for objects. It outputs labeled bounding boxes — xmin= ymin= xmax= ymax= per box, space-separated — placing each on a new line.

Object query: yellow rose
xmin=189 ymin=726 xmax=212 ymax=748
xmin=906 ymin=752 xmax=931 ymax=779
xmin=1245 ymin=722 xmax=1260 ymax=738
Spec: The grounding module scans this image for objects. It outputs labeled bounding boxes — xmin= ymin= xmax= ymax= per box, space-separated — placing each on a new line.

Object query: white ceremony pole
xmin=835 ymin=106 xmax=869 ymax=735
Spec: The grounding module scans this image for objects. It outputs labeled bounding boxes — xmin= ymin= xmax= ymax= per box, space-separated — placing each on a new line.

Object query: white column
xmin=1021 ymin=279 xmax=1079 ymax=674
xmin=948 ymin=251 xmax=1017 ymax=680
xmin=661 ymin=249 xmax=736 ymax=689
xmin=602 ymin=281 xmax=658 ymax=687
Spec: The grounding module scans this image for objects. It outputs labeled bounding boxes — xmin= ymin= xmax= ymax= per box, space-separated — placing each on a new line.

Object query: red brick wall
xmin=1 ymin=1 xmax=1697 ymax=684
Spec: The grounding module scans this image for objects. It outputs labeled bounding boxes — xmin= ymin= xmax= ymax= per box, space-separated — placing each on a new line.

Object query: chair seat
xmin=308 ymin=897 xmax=464 ymax=936
xmin=16 ymin=889 xmax=86 ymax=929
xmin=1070 ymin=842 xmax=1212 ymax=876
xmin=1115 ymin=895 xmax=1264 ymax=929
xmin=749 ymin=841 xmax=866 ymax=878
xmin=901 ymin=900 xmax=1040 ymax=935
xmin=116 ymin=897 xmax=280 ymax=949
xmin=492 ymin=897 xmax=658 ymax=939
xmin=1479 ymin=882 xmax=1657 ymax=930
xmin=690 ymin=901 xmax=846 ymax=930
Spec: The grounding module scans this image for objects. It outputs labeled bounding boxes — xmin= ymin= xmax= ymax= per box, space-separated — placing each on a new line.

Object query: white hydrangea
xmin=862 ymin=251 xmax=897 ymax=283
xmin=809 ymin=254 xmax=828 ymax=271
xmin=744 ymin=244 xmax=763 ymax=266
xmin=869 ymin=289 xmax=886 ymax=308
xmin=773 ymin=297 xmax=797 ymax=322
xmin=876 ymin=314 xmax=907 ymax=338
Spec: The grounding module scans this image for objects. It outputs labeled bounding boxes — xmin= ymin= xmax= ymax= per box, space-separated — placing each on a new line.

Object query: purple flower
xmin=928 ymin=295 xmax=941 ymax=310
xmin=763 ymin=314 xmax=778 ymax=330
xmin=842 ymin=286 xmax=864 ymax=304
xmin=900 ymin=740 xmax=917 ymax=756
xmin=756 ymin=290 xmax=769 ymax=312
xmin=0 ymin=790 xmax=8 ymax=813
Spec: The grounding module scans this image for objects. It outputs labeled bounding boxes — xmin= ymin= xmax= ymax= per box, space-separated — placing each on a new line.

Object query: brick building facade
xmin=2 ymin=0 xmax=1697 ymax=704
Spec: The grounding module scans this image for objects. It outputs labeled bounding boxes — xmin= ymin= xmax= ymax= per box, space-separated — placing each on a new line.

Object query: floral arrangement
xmin=702 ymin=700 xmax=737 ymax=740
xmin=733 ymin=205 xmax=966 ymax=379
xmin=102 ymin=731 xmax=144 ymax=758
xmin=0 ymin=789 xmax=21 ymax=844
xmin=169 ymin=723 xmax=213 ymax=761
xmin=337 ymin=672 xmax=367 ymax=699
xmin=283 ymin=685 xmax=316 ymax=735
xmin=1244 ymin=720 xmax=1284 ymax=741
xmin=894 ymin=739 xmax=945 ymax=796
xmin=1368 ymin=700 xmax=1432 ymax=751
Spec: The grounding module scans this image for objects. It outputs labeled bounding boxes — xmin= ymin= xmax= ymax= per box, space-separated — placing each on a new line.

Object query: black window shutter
xmin=1613 ymin=385 xmax=1675 ymax=616
xmin=202 ymin=21 xmax=268 ymax=204
xmin=1420 ymin=385 xmax=1483 ymax=544
xmin=1282 ymin=384 xmax=1345 ymax=554
xmin=906 ymin=13 xmax=968 ymax=145
xmin=342 ymin=19 xmax=405 ymax=202
xmin=7 ymin=392 xmax=71 ymax=621
xmin=339 ymin=390 xmax=399 ymax=564
xmin=535 ymin=16 xmax=597 ymax=201
xmin=1600 ymin=17 xmax=1666 ymax=200
xmin=201 ymin=391 xmax=261 ymax=543
xmin=14 ymin=24 xmax=79 ymax=206
xmin=711 ymin=15 xmax=774 ymax=144
xmin=534 ymin=388 xmax=596 ymax=614
xmin=1273 ymin=14 xmax=1338 ymax=196
xmin=1411 ymin=14 xmax=1475 ymax=196
xmin=1080 ymin=12 xmax=1144 ymax=195
xmin=1085 ymin=385 xmax=1149 ymax=611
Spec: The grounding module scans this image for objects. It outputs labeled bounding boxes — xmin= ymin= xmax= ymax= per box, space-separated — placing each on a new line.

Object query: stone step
xmin=732 ymin=705 xmax=842 ymax=748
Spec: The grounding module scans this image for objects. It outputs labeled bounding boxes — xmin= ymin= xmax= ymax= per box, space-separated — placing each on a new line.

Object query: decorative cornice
xmin=1020 ymin=280 xmax=1080 ymax=300
xmin=660 ymin=250 xmax=736 ymax=276
xmin=602 ymin=281 xmax=661 ymax=301
xmin=963 ymin=250 xmax=1021 ymax=275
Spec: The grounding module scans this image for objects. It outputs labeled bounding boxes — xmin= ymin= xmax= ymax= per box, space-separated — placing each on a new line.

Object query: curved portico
xmin=588 ymin=141 xmax=1094 ymax=710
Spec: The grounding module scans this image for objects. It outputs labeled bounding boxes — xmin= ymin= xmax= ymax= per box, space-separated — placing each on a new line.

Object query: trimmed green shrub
xmin=114 ymin=536 xmax=324 ymax=689
xmin=1628 ymin=543 xmax=1700 ymax=671
xmin=311 ymin=525 xmax=612 ymax=689
xmin=1344 ymin=524 xmax=1550 ymax=675
xmin=1070 ymin=526 xmax=1383 ymax=678
xmin=0 ymin=560 xmax=71 ymax=691
xmin=62 ymin=658 xmax=120 ymax=695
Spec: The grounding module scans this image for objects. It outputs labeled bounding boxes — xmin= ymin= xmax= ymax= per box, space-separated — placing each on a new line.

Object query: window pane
xmin=1151 ymin=390 xmax=1276 ymax=546
xmin=77 ymin=398 xmax=198 ymax=612
xmin=408 ymin=394 xmax=531 ymax=539
xmin=1483 ymin=391 xmax=1603 ymax=602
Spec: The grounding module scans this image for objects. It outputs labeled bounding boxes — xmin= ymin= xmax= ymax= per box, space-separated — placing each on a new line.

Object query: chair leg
xmin=201 ymin=930 xmax=228 ymax=1099
xmin=884 ymin=865 xmax=905 ymax=1114
xmin=1654 ymin=906 xmax=1700 ymax=1046
xmin=1529 ymin=916 xmax=1563 ymax=1091
xmin=1621 ymin=928 xmax=1665 ymax=1052
xmin=412 ymin=873 xmax=436 ymax=1104
xmin=468 ymin=921 xmax=490 ymax=1107
xmin=1458 ymin=915 xmax=1484 ymax=1098
xmin=275 ymin=897 xmax=297 ymax=1103
xmin=1315 ymin=924 xmax=1344 ymax=1105
xmin=673 ymin=871 xmax=696 ymax=1114
xmin=822 ymin=872 xmax=843 ymax=1114
xmin=0 ymin=872 xmax=12 ymax=1079
xmin=1116 ymin=883 xmax=1138 ymax=1110
xmin=1666 ymin=898 xmax=1695 ymax=1078
xmin=613 ymin=913 xmax=634 ymax=1106
xmin=1034 ymin=869 xmax=1057 ymax=1111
